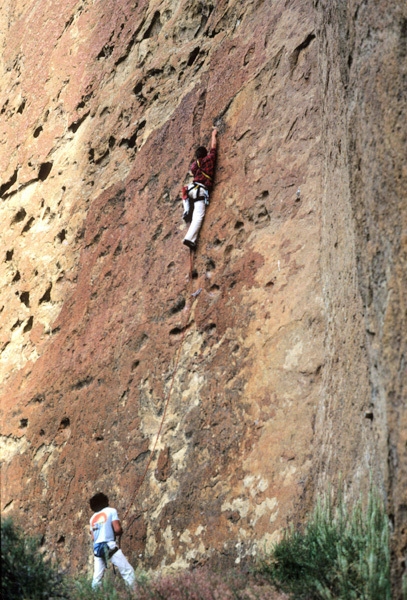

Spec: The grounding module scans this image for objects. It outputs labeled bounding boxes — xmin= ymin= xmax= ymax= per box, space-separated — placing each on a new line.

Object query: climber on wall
xmin=182 ymin=127 xmax=218 ymax=250
xmin=89 ymin=492 xmax=135 ymax=589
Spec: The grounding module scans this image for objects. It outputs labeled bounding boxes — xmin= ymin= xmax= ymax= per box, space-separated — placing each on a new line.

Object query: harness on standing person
xmin=93 ymin=542 xmax=119 ymax=567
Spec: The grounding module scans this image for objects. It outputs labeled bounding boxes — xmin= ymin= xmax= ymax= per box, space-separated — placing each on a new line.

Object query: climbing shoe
xmin=183 ymin=239 xmax=196 ymax=250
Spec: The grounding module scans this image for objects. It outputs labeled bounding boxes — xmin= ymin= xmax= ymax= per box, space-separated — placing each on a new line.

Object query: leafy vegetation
xmin=69 ymin=568 xmax=283 ymax=600
xmin=257 ymin=488 xmax=391 ymax=600
xmin=0 ymin=519 xmax=280 ymax=600
xmin=2 ymin=488 xmax=394 ymax=600
xmin=69 ymin=572 xmax=133 ymax=600
xmin=1 ymin=517 xmax=68 ymax=600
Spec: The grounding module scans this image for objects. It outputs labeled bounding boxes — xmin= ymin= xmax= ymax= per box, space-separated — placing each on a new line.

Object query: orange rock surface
xmin=0 ymin=0 xmax=405 ymax=591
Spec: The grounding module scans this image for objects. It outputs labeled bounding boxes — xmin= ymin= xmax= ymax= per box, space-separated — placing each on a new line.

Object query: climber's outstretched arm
xmin=211 ymin=128 xmax=218 ymax=150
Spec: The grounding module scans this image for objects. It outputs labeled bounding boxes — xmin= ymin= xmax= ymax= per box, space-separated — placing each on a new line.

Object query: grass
xmin=257 ymin=487 xmax=391 ymax=600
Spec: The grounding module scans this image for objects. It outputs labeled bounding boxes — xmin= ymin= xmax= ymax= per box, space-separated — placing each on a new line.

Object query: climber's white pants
xmin=184 ymin=200 xmax=206 ymax=244
xmin=92 ymin=548 xmax=135 ymax=588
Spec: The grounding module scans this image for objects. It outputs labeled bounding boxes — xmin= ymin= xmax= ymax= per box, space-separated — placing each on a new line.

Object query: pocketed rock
xmin=0 ymin=0 xmax=405 ymax=594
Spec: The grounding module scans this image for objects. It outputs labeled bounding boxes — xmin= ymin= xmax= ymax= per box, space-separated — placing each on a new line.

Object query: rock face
xmin=315 ymin=1 xmax=407 ymax=590
xmin=0 ymin=0 xmax=405 ymax=593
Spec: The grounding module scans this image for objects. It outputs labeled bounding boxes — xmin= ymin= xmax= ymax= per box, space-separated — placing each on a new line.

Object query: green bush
xmin=1 ymin=517 xmax=68 ymax=599
xmin=257 ymin=488 xmax=391 ymax=600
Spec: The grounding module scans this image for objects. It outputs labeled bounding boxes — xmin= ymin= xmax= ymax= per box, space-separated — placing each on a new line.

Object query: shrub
xmin=135 ymin=567 xmax=287 ymax=600
xmin=1 ymin=517 xmax=67 ymax=599
xmin=69 ymin=566 xmax=284 ymax=600
xmin=69 ymin=572 xmax=132 ymax=600
xmin=136 ymin=568 xmax=233 ymax=600
xmin=257 ymin=488 xmax=391 ymax=600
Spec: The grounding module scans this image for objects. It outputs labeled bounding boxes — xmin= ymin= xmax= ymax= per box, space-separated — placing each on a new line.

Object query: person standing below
xmin=89 ymin=492 xmax=135 ymax=589
xmin=182 ymin=127 xmax=218 ymax=250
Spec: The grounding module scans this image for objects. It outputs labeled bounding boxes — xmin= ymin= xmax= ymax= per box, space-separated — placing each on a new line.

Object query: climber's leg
xmin=183 ymin=200 xmax=205 ymax=247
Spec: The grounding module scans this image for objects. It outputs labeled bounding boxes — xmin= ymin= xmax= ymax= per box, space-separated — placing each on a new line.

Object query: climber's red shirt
xmin=190 ymin=148 xmax=217 ymax=190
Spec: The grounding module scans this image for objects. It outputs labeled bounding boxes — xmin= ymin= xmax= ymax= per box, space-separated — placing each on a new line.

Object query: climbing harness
xmin=123 ymin=249 xmax=198 ymax=526
xmin=93 ymin=541 xmax=119 ymax=576
xmin=94 ymin=542 xmax=119 ymax=564
xmin=182 ymin=184 xmax=209 ymax=223
xmin=187 ymin=182 xmax=210 ymax=204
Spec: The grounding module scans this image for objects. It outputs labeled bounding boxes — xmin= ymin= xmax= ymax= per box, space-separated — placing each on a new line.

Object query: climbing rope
xmin=189 ymin=247 xmax=194 ymax=280
xmin=123 ymin=249 xmax=197 ymax=525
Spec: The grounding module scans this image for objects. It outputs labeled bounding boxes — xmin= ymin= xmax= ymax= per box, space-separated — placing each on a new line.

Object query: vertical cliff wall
xmin=315 ymin=0 xmax=407 ymax=590
xmin=0 ymin=0 xmax=405 ymax=592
